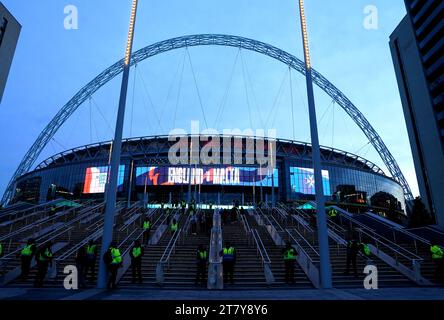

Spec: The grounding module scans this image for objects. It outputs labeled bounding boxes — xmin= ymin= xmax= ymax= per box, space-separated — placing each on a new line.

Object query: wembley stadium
xmin=10 ymin=135 xmax=406 ymax=213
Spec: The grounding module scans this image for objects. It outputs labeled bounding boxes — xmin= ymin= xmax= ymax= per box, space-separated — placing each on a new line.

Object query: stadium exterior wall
xmin=10 ymin=136 xmax=406 ymax=211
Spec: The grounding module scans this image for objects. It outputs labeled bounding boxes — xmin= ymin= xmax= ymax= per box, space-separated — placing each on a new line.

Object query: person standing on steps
xmin=34 ymin=242 xmax=53 ymax=288
xmin=104 ymin=241 xmax=122 ymax=290
xmin=166 ymin=206 xmax=172 ymax=225
xmin=195 ymin=245 xmax=208 ymax=286
xmin=19 ymin=238 xmax=37 ymax=280
xmin=142 ymin=217 xmax=152 ymax=245
xmin=430 ymin=240 xmax=444 ymax=280
xmin=170 ymin=218 xmax=178 ymax=234
xmin=220 ymin=242 xmax=236 ymax=284
xmin=282 ymin=241 xmax=298 ymax=284
xmin=75 ymin=246 xmax=87 ymax=288
xmin=130 ymin=240 xmax=144 ymax=284
xmin=85 ymin=239 xmax=98 ymax=283
xmin=345 ymin=235 xmax=360 ymax=278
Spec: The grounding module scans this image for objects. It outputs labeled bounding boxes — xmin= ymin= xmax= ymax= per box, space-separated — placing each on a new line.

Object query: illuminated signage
xmin=135 ymin=166 xmax=278 ymax=187
xmin=290 ymin=167 xmax=331 ymax=196
xmin=83 ymin=165 xmax=125 ymax=194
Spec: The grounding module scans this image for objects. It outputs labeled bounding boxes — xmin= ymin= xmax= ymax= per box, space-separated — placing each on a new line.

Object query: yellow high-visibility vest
xmin=21 ymin=245 xmax=33 ymax=256
xmin=431 ymin=245 xmax=444 ymax=260
xmin=111 ymin=247 xmax=122 ymax=264
xmin=283 ymin=248 xmax=297 ymax=260
xmin=132 ymin=247 xmax=142 ymax=258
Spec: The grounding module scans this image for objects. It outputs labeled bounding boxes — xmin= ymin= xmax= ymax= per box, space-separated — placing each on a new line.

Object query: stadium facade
xmin=11 ymin=135 xmax=406 ymax=211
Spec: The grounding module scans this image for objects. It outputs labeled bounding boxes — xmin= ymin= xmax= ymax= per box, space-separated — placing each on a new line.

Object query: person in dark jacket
xmin=130 ymin=240 xmax=144 ymax=284
xmin=75 ymin=246 xmax=87 ymax=288
xmin=195 ymin=245 xmax=208 ymax=286
xmin=34 ymin=242 xmax=53 ymax=288
xmin=282 ymin=241 xmax=298 ymax=284
xmin=345 ymin=235 xmax=360 ymax=277
xmin=19 ymin=238 xmax=37 ymax=280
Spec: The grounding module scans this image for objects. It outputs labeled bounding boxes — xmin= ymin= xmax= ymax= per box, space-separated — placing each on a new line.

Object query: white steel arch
xmin=1 ymin=34 xmax=413 ymax=205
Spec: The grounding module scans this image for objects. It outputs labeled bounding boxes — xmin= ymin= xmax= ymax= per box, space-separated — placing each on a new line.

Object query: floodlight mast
xmin=297 ymin=0 xmax=333 ymax=289
xmin=97 ymin=0 xmax=139 ymax=289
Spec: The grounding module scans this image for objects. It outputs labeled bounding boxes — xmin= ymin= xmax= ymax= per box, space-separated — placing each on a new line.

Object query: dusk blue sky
xmin=0 ymin=1 xmax=418 ymax=198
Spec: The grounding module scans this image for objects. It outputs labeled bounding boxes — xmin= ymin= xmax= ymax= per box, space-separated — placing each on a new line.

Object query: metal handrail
xmin=334 ymin=208 xmax=422 ymax=260
xmin=251 ymin=229 xmax=271 ymax=265
xmin=286 ymin=229 xmax=319 ymax=264
xmin=239 ymin=212 xmax=251 ymax=235
xmin=160 ymin=215 xmax=191 ymax=265
xmin=0 ymin=202 xmax=88 ymax=242
xmin=120 ymin=208 xmax=168 ymax=258
xmin=0 ymin=225 xmax=75 ymax=269
xmin=0 ymin=202 xmax=103 ymax=244
xmin=273 ymin=207 xmax=288 ymax=223
xmin=286 ymin=227 xmax=320 ymax=257
xmin=398 ymin=228 xmax=431 ymax=246
xmin=356 ymin=226 xmax=423 ymax=262
xmin=56 ymin=225 xmax=103 ymax=261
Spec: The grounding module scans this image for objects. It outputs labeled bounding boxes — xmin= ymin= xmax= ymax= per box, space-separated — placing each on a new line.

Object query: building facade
xmin=10 ymin=136 xmax=406 ymax=213
xmin=0 ymin=2 xmax=20 ymax=104
xmin=390 ymin=0 xmax=444 ymax=226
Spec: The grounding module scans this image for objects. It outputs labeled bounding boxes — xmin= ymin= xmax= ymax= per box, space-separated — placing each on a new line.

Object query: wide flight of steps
xmin=244 ymin=213 xmax=313 ymax=289
xmin=277 ymin=208 xmax=415 ymax=288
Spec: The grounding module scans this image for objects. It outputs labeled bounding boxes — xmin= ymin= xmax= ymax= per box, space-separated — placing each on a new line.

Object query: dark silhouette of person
xmin=282 ymin=241 xmax=298 ymax=284
xmin=195 ymin=245 xmax=208 ymax=286
xmin=130 ymin=240 xmax=144 ymax=284
xmin=34 ymin=242 xmax=53 ymax=288
xmin=19 ymin=238 xmax=36 ymax=280
xmin=84 ymin=239 xmax=98 ymax=282
xmin=75 ymin=246 xmax=87 ymax=288
xmin=345 ymin=235 xmax=360 ymax=277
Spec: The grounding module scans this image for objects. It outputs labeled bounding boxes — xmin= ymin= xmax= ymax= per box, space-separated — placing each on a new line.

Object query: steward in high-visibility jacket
xmin=130 ymin=240 xmax=144 ymax=284
xmin=19 ymin=239 xmax=36 ymax=280
xmin=220 ymin=242 xmax=236 ymax=284
xmin=34 ymin=242 xmax=53 ymax=288
xmin=143 ymin=219 xmax=152 ymax=231
xmin=84 ymin=240 xmax=98 ymax=282
xmin=222 ymin=247 xmax=236 ymax=262
xmin=283 ymin=245 xmax=298 ymax=261
xmin=111 ymin=247 xmax=122 ymax=265
xmin=105 ymin=242 xmax=121 ymax=289
xmin=171 ymin=219 xmax=178 ymax=233
xmin=328 ymin=208 xmax=338 ymax=218
xmin=282 ymin=242 xmax=298 ymax=284
xmin=143 ymin=218 xmax=152 ymax=244
xmin=431 ymin=242 xmax=444 ymax=279
xmin=431 ymin=244 xmax=444 ymax=260
xmin=195 ymin=245 xmax=208 ymax=285
xmin=361 ymin=243 xmax=371 ymax=257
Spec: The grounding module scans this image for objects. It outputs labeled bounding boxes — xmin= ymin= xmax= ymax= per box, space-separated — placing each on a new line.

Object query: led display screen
xmin=135 ymin=166 xmax=279 ymax=187
xmin=83 ymin=165 xmax=125 ymax=194
xmin=290 ymin=167 xmax=331 ymax=196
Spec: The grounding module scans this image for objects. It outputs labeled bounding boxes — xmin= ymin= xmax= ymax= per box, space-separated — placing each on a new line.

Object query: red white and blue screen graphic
xmin=83 ymin=165 xmax=125 ymax=194
xmin=135 ymin=166 xmax=278 ymax=187
xmin=290 ymin=167 xmax=331 ymax=195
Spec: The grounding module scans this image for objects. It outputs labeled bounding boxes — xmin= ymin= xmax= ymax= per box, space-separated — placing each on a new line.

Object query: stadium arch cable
xmin=0 ymin=34 xmax=414 ymax=206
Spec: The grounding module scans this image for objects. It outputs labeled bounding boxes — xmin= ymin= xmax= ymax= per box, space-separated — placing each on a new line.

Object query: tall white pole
xmin=297 ymin=0 xmax=332 ymax=288
xmin=97 ymin=0 xmax=139 ymax=289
